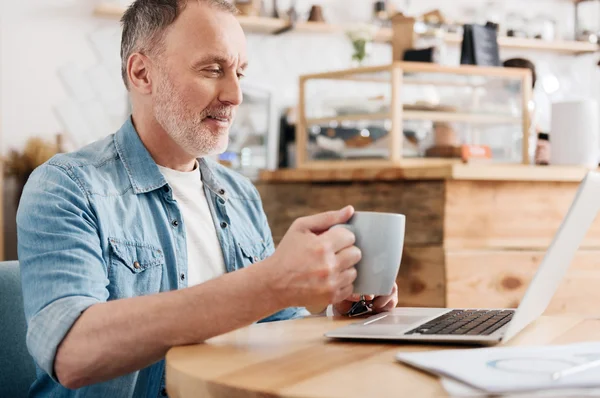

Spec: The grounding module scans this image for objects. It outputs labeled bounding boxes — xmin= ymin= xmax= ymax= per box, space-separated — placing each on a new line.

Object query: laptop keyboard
xmin=405 ymin=309 xmax=515 ymax=336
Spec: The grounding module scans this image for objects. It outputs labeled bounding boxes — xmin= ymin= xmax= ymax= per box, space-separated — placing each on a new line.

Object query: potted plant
xmin=346 ymin=24 xmax=378 ymax=67
xmin=4 ymin=136 xmax=61 ymax=205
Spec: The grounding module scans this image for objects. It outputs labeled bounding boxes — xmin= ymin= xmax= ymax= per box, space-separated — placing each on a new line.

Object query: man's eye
xmin=206 ymin=69 xmax=221 ymax=75
xmin=237 ymin=72 xmax=245 ymax=79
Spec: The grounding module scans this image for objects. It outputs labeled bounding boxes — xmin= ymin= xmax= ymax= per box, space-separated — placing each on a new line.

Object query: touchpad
xmin=363 ymin=314 xmax=429 ymax=327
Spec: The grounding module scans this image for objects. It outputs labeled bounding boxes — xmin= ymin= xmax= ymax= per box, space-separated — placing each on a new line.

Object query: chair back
xmin=0 ymin=261 xmax=36 ymax=397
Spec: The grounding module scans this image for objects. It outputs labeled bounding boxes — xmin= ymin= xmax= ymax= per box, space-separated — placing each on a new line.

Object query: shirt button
xmin=253 ymin=256 xmax=259 ymax=262
xmin=220 ymin=221 xmax=228 ymax=228
xmin=172 ymin=220 xmax=179 ymax=227
xmin=133 ymin=261 xmax=141 ymax=269
xmin=219 ymin=188 xmax=225 ymax=195
xmin=180 ymin=273 xmax=185 ymax=281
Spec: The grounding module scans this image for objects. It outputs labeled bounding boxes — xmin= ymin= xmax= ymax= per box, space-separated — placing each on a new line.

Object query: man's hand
xmin=262 ymin=206 xmax=361 ymax=310
xmin=332 ymin=282 xmax=399 ymax=316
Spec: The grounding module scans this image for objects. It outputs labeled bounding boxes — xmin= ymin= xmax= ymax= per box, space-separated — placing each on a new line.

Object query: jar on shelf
xmin=535 ymin=132 xmax=550 ymax=165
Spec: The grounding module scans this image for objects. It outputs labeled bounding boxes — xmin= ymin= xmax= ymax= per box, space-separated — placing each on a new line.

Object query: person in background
xmin=502 ymin=57 xmax=550 ymax=165
xmin=16 ymin=0 xmax=399 ymax=396
xmin=503 ymin=57 xmax=537 ymax=90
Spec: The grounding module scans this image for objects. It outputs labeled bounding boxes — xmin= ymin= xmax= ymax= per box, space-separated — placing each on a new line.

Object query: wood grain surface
xmin=256 ymin=181 xmax=445 ymax=246
xmin=397 ymin=246 xmax=445 ymax=308
xmin=446 ymin=250 xmax=600 ymax=317
xmin=444 ymin=180 xmax=600 ymax=250
xmin=165 ymin=315 xmax=600 ymax=398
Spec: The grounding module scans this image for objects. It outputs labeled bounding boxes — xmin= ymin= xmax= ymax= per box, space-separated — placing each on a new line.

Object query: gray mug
xmin=332 ymin=211 xmax=405 ymax=296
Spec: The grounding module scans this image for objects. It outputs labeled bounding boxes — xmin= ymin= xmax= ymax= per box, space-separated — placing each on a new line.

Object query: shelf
xmin=93 ymin=3 xmax=599 ymax=55
xmin=304 ymin=113 xmax=390 ymax=125
xmin=304 ymin=111 xmax=520 ymax=126
xmin=474 ymin=34 xmax=597 ymax=55
xmin=93 ymin=3 xmax=128 ymax=19
xmin=375 ymin=30 xmax=598 ymax=55
xmin=93 ymin=3 xmax=365 ymax=37
xmin=403 ymin=110 xmax=521 ymax=124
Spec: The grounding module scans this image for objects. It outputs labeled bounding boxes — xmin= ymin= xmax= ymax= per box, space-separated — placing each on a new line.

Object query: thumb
xmin=295 ymin=206 xmax=354 ymax=233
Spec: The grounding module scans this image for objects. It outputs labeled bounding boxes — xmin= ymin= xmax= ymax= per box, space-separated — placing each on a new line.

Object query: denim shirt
xmin=16 ymin=117 xmax=309 ymax=398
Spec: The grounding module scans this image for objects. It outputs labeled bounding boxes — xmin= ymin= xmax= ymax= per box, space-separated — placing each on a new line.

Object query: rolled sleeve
xmin=26 ymin=296 xmax=100 ymax=379
xmin=17 ymin=162 xmax=109 ymax=383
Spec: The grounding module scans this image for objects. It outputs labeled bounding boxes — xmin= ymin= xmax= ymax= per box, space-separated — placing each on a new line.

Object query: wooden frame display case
xmin=295 ymin=62 xmax=533 ymax=169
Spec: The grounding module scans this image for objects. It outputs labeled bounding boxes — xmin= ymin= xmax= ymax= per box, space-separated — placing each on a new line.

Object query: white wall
xmin=1 ymin=0 xmax=599 ymax=153
xmin=1 ymin=0 xmax=125 ymax=153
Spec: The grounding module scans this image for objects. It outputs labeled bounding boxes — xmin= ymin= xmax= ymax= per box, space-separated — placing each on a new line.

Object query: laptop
xmin=325 ymin=170 xmax=600 ymax=346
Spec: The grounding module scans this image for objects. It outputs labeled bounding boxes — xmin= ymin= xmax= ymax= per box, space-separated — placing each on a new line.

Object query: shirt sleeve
xmin=17 ymin=163 xmax=109 ymax=382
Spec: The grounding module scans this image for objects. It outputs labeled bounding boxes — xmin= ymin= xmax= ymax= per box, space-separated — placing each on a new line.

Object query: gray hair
xmin=120 ymin=0 xmax=238 ymax=89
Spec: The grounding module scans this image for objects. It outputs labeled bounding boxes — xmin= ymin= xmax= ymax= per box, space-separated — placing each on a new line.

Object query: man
xmin=16 ymin=0 xmax=399 ymax=396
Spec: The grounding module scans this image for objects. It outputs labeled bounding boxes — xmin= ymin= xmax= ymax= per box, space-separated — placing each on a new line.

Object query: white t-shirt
xmin=157 ymin=162 xmax=226 ymax=287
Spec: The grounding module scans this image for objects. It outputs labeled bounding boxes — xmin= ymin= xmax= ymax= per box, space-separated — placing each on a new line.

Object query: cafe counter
xmin=256 ymin=160 xmax=600 ymax=317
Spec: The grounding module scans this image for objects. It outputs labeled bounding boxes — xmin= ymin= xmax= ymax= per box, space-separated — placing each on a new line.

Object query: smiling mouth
xmin=205 ymin=115 xmax=230 ymax=123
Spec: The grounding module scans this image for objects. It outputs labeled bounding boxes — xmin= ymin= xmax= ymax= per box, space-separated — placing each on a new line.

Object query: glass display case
xmin=296 ymin=62 xmax=533 ymax=168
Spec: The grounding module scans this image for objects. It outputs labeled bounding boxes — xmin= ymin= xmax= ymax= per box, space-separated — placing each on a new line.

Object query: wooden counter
xmin=256 ymin=162 xmax=600 ymax=317
xmin=259 ymin=161 xmax=594 ymax=183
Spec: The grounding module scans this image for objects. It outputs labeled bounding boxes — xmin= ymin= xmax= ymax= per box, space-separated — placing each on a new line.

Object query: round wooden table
xmin=165 ymin=314 xmax=598 ymax=398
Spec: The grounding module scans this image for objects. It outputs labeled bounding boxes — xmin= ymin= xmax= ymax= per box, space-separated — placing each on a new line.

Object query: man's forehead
xmin=163 ymin=1 xmax=246 ymax=57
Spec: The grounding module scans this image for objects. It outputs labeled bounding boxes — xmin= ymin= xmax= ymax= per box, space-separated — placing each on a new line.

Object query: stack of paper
xmin=440 ymin=377 xmax=600 ymax=397
xmin=395 ymin=342 xmax=600 ymax=396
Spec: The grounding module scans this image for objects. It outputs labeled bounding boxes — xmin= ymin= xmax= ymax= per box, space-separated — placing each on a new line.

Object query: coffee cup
xmin=331 ymin=211 xmax=405 ymax=296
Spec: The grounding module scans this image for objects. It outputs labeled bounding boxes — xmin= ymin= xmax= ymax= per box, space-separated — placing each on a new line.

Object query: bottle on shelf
xmin=535 ymin=132 xmax=550 ymax=165
xmin=372 ymin=0 xmax=390 ymax=27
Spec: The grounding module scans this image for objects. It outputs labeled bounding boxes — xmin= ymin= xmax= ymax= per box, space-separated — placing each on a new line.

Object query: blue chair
xmin=0 ymin=261 xmax=36 ymax=397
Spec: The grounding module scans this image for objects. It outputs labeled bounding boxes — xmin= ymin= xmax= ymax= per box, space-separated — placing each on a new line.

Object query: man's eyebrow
xmin=191 ymin=55 xmax=248 ymax=70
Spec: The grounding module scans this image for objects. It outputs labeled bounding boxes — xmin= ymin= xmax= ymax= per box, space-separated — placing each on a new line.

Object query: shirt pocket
xmin=237 ymin=240 xmax=270 ymax=268
xmin=107 ymin=238 xmax=164 ymax=299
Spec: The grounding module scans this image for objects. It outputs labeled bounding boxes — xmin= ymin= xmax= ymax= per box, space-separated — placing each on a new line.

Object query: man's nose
xmin=219 ymin=73 xmax=243 ymax=106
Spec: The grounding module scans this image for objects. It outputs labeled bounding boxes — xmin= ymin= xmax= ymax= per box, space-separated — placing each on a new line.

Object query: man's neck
xmin=130 ymin=112 xmax=197 ymax=172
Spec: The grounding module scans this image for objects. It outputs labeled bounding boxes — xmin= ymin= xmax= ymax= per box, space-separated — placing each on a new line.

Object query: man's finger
xmin=334 ymin=245 xmax=361 ymax=272
xmin=336 ymin=266 xmax=357 ymax=290
xmin=320 ymin=225 xmax=356 ymax=253
xmin=333 ymin=284 xmax=354 ymax=305
xmin=372 ymin=294 xmax=393 ymax=310
xmin=347 ymin=294 xmax=375 ymax=302
xmin=372 ymin=283 xmax=398 ymax=310
xmin=294 ymin=206 xmax=354 ymax=233
xmin=378 ymin=300 xmax=397 ymax=312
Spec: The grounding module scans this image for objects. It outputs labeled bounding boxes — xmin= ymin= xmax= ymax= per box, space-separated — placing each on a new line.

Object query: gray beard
xmin=153 ymin=75 xmax=229 ymax=158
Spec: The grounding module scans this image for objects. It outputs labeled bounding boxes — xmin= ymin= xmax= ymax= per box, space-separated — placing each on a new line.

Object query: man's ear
xmin=127 ymin=53 xmax=153 ymax=95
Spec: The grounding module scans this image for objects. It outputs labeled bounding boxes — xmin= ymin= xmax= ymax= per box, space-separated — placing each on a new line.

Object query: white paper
xmin=441 ymin=377 xmax=600 ymax=397
xmin=396 ymin=342 xmax=600 ymax=395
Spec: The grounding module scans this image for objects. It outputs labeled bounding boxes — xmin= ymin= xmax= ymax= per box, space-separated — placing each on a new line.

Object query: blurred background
xmin=2 ymin=0 xmax=600 ymax=259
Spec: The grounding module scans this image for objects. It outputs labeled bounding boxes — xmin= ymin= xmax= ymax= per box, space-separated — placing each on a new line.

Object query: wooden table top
xmin=165 ymin=314 xmax=600 ymax=398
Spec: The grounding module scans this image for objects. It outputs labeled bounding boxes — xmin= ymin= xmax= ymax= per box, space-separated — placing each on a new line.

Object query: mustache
xmin=200 ymin=106 xmax=234 ymax=120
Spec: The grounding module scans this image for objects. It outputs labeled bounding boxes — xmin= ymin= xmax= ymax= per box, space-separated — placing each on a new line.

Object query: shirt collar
xmin=114 ymin=116 xmax=223 ymax=196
